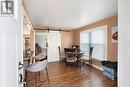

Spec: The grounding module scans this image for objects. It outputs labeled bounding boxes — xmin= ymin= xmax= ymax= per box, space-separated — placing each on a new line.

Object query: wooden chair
xmin=58 ymin=46 xmax=66 ymax=61
xmin=80 ymin=47 xmax=94 ymax=67
xmin=64 ymin=48 xmax=78 ymax=70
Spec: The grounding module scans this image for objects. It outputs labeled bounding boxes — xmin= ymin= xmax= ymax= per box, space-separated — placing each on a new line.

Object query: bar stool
xmin=26 ymin=59 xmax=50 ymax=87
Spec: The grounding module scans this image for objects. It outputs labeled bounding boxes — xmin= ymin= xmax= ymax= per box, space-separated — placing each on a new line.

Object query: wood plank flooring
xmin=27 ymin=61 xmax=117 ymax=87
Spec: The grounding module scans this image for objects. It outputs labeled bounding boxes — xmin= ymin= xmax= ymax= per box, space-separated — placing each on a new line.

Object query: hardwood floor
xmin=27 ymin=61 xmax=117 ymax=87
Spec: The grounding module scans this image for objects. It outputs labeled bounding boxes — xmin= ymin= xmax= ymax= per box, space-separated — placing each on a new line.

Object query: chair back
xmin=64 ymin=48 xmax=77 ymax=62
xmin=26 ymin=59 xmax=48 ymax=72
xmin=58 ymin=46 xmax=61 ymax=59
xmin=64 ymin=48 xmax=76 ymax=53
xmin=89 ymin=47 xmax=94 ymax=58
xmin=66 ymin=52 xmax=77 ymax=62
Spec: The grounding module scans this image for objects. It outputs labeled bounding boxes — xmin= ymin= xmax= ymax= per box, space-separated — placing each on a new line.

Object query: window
xmin=80 ymin=25 xmax=107 ymax=60
xmin=80 ymin=32 xmax=90 ymax=56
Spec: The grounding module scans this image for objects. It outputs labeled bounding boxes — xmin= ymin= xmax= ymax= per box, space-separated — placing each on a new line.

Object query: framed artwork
xmin=112 ymin=26 xmax=118 ymax=43
xmin=1 ymin=1 xmax=14 ymax=14
xmin=0 ymin=0 xmax=20 ymax=22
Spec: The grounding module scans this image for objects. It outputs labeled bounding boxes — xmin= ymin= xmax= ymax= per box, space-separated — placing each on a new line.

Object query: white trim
xmin=92 ymin=64 xmax=103 ymax=71
xmin=92 ymin=57 xmax=105 ymax=61
xmin=105 ymin=26 xmax=107 ymax=60
xmin=84 ymin=61 xmax=103 ymax=71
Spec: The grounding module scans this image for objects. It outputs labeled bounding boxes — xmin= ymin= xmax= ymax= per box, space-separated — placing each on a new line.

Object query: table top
xmin=65 ymin=51 xmax=84 ymax=54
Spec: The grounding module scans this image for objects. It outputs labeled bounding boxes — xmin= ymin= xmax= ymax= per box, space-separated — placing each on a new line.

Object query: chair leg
xmin=45 ymin=67 xmax=50 ymax=85
xmin=74 ymin=62 xmax=76 ymax=72
xmin=25 ymin=70 xmax=27 ymax=87
xmin=88 ymin=59 xmax=92 ymax=67
xmin=90 ymin=60 xmax=92 ymax=67
xmin=23 ymin=82 xmax=26 ymax=87
xmin=65 ymin=61 xmax=67 ymax=70
xmin=38 ymin=72 xmax=40 ymax=80
xmin=80 ymin=60 xmax=82 ymax=71
xmin=25 ymin=70 xmax=27 ymax=82
xmin=35 ymin=72 xmax=37 ymax=87
xmin=76 ymin=60 xmax=79 ymax=67
xmin=83 ymin=60 xmax=85 ymax=66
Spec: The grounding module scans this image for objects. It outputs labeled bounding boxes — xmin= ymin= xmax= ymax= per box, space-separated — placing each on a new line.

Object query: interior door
xmin=48 ymin=31 xmax=61 ymax=62
xmin=0 ymin=0 xmax=23 ymax=87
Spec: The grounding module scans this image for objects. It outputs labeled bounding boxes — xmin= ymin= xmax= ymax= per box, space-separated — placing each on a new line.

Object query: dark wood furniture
xmin=64 ymin=48 xmax=78 ymax=69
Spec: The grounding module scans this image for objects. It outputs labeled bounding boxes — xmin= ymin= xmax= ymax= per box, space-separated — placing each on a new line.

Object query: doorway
xmin=35 ymin=31 xmax=61 ymax=62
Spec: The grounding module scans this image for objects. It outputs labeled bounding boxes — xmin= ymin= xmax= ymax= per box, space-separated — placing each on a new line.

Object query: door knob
xmin=18 ymin=61 xmax=23 ymax=70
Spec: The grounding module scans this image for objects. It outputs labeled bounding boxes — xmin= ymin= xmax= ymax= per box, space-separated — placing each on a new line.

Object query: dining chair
xmin=34 ymin=49 xmax=47 ymax=61
xmin=64 ymin=48 xmax=76 ymax=53
xmin=35 ymin=43 xmax=42 ymax=56
xmin=80 ymin=47 xmax=94 ymax=67
xmin=64 ymin=48 xmax=78 ymax=70
xmin=58 ymin=46 xmax=66 ymax=61
xmin=26 ymin=59 xmax=50 ymax=87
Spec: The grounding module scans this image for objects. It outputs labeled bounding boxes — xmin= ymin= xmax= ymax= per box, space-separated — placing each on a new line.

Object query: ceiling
xmin=23 ymin=0 xmax=117 ymax=30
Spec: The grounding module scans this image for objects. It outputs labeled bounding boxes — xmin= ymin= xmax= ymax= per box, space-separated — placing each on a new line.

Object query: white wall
xmin=118 ymin=0 xmax=130 ymax=87
xmin=0 ymin=0 xmax=23 ymax=87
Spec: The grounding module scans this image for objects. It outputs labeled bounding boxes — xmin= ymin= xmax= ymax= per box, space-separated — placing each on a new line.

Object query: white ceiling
xmin=23 ymin=0 xmax=117 ymax=30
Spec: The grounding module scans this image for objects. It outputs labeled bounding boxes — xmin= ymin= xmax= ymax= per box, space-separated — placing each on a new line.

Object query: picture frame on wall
xmin=0 ymin=0 xmax=20 ymax=22
xmin=1 ymin=1 xmax=14 ymax=15
xmin=112 ymin=26 xmax=118 ymax=43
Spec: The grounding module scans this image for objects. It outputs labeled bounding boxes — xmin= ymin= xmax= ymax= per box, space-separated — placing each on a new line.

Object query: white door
xmin=48 ymin=31 xmax=61 ymax=62
xmin=0 ymin=0 xmax=23 ymax=87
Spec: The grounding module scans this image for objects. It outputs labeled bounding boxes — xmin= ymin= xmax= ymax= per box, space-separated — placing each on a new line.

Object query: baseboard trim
xmin=84 ymin=61 xmax=103 ymax=71
xmin=92 ymin=64 xmax=103 ymax=71
xmin=49 ymin=60 xmax=103 ymax=71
